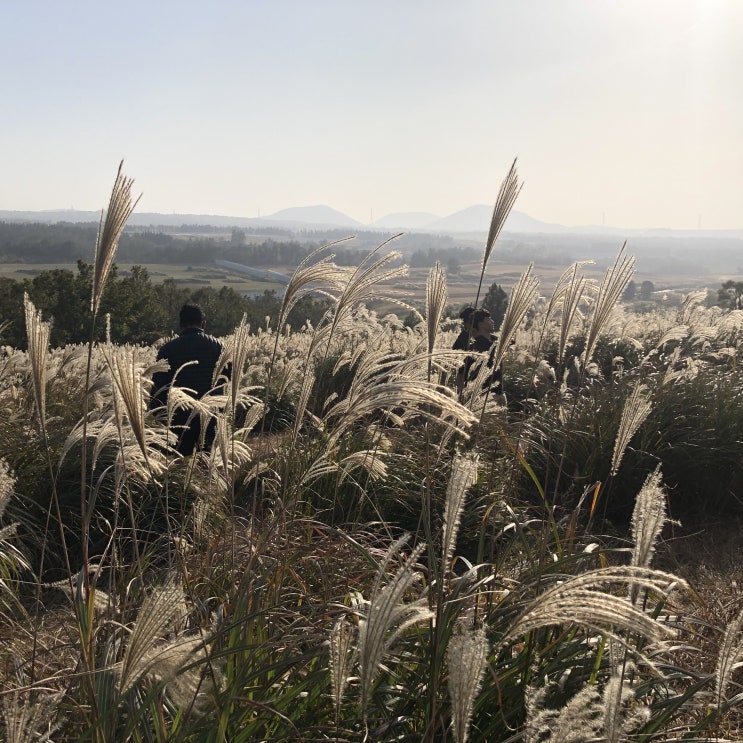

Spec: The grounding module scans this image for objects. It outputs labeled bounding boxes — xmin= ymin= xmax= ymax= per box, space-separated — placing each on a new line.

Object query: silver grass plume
xmin=603 ymin=671 xmax=625 ymax=743
xmin=325 ymin=376 xmax=475 ymax=449
xmin=104 ymin=346 xmax=153 ymax=467
xmin=291 ymin=367 xmax=316 ymax=444
xmin=679 ymin=288 xmax=708 ymax=324
xmin=525 ymin=682 xmax=602 ymax=743
xmin=441 ymin=454 xmax=478 ymax=571
xmin=299 ymin=447 xmax=388 ymax=489
xmin=1 ymin=689 xmax=63 ymax=743
xmin=0 ymin=458 xmax=30 ymax=593
xmin=555 ymin=262 xmax=592 ymax=365
xmin=583 ymin=245 xmax=635 ymax=366
xmin=329 ymin=617 xmax=357 ymax=722
xmin=0 ymin=457 xmax=14 ymax=522
xmin=610 ymin=383 xmax=653 ymax=476
xmin=500 ymin=566 xmax=684 ymax=652
xmin=338 ymin=449 xmax=388 ymax=481
xmin=602 ymin=666 xmax=650 ymax=743
xmin=630 ymin=467 xmax=667 ymax=570
xmin=23 ymin=293 xmax=51 ymax=432
xmin=465 ymin=265 xmax=538 ymax=411
xmin=525 ymin=671 xmax=649 ymax=743
xmin=447 ymin=624 xmax=490 ymax=743
xmin=340 ymin=240 xmax=408 ymax=309
xmin=656 ymin=324 xmax=690 ymax=351
xmin=490 ymin=263 xmax=539 ymax=365
xmin=324 ymin=245 xmax=411 ymax=351
xmin=475 ymin=158 xmax=523 ymax=306
xmin=218 ymin=312 xmax=252 ymax=409
xmin=425 ymin=261 xmax=448 ymax=378
xmin=91 ymin=161 xmax=141 ymax=315
xmin=209 ymin=416 xmax=254 ymax=495
xmin=357 ymin=536 xmax=432 ymax=715
xmin=322 ymin=348 xmax=476 ymax=445
xmin=275 ymin=240 xmax=353 ymax=331
xmin=118 ymin=581 xmax=188 ymax=694
xmin=133 ymin=636 xmax=219 ymax=713
xmin=715 ymin=603 xmax=743 ymax=704
xmin=103 ymin=347 xmax=171 ymax=483
xmin=44 ymin=563 xmax=111 ymax=613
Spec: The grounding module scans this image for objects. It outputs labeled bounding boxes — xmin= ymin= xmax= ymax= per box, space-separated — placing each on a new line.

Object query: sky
xmin=2 ymin=1 xmax=743 ymax=230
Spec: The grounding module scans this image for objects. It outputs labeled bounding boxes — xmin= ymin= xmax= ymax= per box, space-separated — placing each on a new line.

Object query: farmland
xmin=0 ymin=262 xmax=287 ymax=296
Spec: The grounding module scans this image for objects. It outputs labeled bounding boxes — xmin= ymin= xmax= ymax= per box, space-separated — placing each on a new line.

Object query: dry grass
xmin=4 ymin=196 xmax=743 ymax=740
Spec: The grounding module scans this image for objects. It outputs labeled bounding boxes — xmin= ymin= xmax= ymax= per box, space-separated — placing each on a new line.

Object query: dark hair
xmin=472 ymin=308 xmax=491 ymax=329
xmin=179 ymin=303 xmax=205 ymax=327
xmin=459 ymin=306 xmax=475 ymax=323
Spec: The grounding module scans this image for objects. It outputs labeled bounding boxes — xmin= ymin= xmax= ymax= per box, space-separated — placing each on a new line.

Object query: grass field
xmin=3 ymin=240 xmax=743 ymax=740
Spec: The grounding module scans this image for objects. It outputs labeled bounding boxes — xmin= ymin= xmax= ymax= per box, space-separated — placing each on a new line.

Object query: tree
xmin=231 ymin=228 xmax=246 ymax=245
xmin=640 ymin=280 xmax=655 ymax=301
xmin=623 ymin=280 xmax=637 ymax=302
xmin=718 ymin=280 xmax=743 ymax=309
xmin=100 ymin=265 xmax=169 ymax=343
xmin=481 ymin=282 xmax=509 ymax=329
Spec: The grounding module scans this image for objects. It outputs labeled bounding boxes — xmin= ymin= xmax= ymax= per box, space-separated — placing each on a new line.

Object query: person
xmin=150 ymin=303 xmax=229 ymax=455
xmin=452 ymin=306 xmax=475 ymax=351
xmin=463 ymin=308 xmax=502 ymax=396
xmin=454 ymin=306 xmax=475 ymax=396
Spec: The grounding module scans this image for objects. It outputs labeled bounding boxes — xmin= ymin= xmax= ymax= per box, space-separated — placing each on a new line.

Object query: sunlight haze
xmin=2 ymin=0 xmax=742 ymax=230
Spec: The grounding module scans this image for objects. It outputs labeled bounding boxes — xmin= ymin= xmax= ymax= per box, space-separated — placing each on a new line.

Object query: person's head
xmin=472 ymin=308 xmax=494 ymax=336
xmin=179 ymin=303 xmax=206 ymax=329
xmin=459 ymin=306 xmax=475 ymax=332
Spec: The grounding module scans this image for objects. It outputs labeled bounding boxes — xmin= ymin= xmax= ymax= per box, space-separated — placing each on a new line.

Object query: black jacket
xmin=466 ymin=334 xmax=502 ymax=392
xmin=150 ymin=327 xmax=229 ymax=454
xmin=151 ymin=327 xmax=227 ymax=405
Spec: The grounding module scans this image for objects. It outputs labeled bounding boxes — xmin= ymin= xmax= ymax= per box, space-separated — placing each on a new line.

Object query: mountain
xmin=261 ymin=205 xmax=363 ymax=228
xmin=425 ymin=206 xmax=566 ymax=234
xmin=3 ymin=206 xmax=742 ymax=241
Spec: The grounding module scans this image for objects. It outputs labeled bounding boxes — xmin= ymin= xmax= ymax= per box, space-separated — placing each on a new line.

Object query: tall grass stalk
xmin=357 ymin=536 xmax=432 ymax=718
xmin=546 ymin=245 xmax=635 ymax=505
xmin=610 ymin=382 xmax=653 ymax=477
xmin=23 ymin=295 xmax=80 ymax=682
xmin=82 ymin=164 xmax=140 ymax=568
xmin=425 ymin=261 xmax=448 ymax=381
xmin=473 ymin=157 xmax=523 ymax=309
xmin=583 ymin=244 xmax=635 ymax=368
xmin=715 ymin=604 xmax=743 ymax=707
xmin=75 ymin=163 xmax=139 ymax=737
xmin=446 ymin=624 xmax=489 ymax=743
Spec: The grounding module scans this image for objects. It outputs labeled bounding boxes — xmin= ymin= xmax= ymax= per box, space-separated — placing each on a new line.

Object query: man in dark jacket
xmin=150 ymin=303 xmax=229 ymax=455
xmin=454 ymin=306 xmax=475 ymax=396
xmin=464 ymin=308 xmax=502 ymax=395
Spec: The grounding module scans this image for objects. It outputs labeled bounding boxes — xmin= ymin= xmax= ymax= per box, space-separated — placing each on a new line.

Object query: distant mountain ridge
xmin=1 ymin=206 xmax=742 ymax=239
xmin=261 ymin=205 xmax=363 ymax=228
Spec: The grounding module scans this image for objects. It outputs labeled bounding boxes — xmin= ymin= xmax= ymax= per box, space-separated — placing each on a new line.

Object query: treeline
xmin=0 ymin=261 xmax=331 ymax=349
xmin=0 ymin=221 xmax=477 ymax=268
xmin=0 ymin=221 xmax=354 ymax=267
xmin=409 ymin=245 xmax=480 ymax=267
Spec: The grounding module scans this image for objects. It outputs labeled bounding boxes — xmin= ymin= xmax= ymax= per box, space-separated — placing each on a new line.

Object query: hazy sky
xmin=3 ymin=1 xmax=742 ymax=229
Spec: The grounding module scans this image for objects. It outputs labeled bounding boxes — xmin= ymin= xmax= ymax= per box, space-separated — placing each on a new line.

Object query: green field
xmin=0 ymin=262 xmax=287 ymax=295
xmin=0 ymin=258 xmax=724 ymax=315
